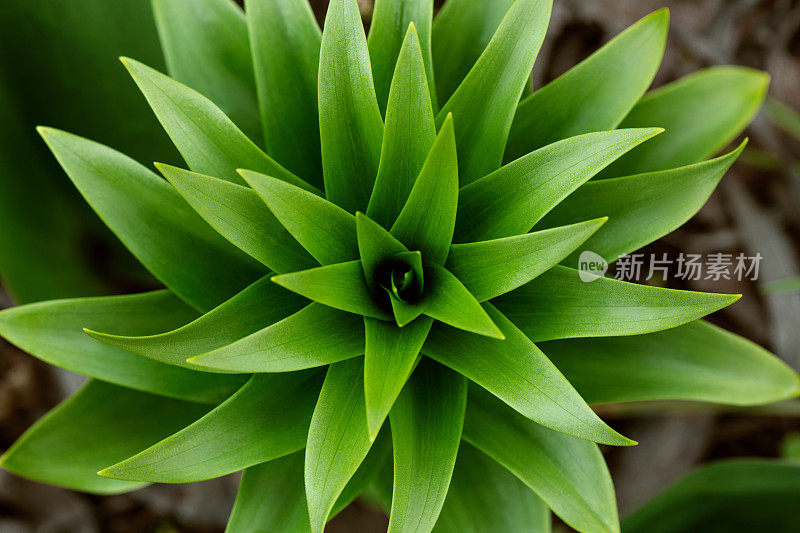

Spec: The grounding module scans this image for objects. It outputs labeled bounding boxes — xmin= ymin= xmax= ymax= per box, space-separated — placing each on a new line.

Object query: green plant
xmin=0 ymin=0 xmax=798 ymax=532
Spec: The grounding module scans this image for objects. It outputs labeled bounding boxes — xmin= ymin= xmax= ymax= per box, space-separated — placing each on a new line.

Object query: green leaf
xmin=38 ymin=127 xmax=263 ymax=312
xmin=152 ymin=0 xmax=261 ymax=143
xmin=455 ymin=128 xmax=662 ymax=243
xmin=0 ymin=381 xmax=208 ymax=495
xmin=537 ymin=142 xmax=745 ymax=263
xmin=541 ymin=320 xmax=800 ymax=405
xmin=432 ymin=443 xmax=551 ymax=533
xmin=0 ymin=291 xmax=246 ymax=404
xmin=437 ymin=0 xmax=551 ymax=185
xmin=273 ymin=260 xmax=392 ymax=321
xmin=84 ymin=276 xmax=306 ymax=370
xmin=423 ymin=265 xmax=504 ymax=339
xmin=623 ymin=460 xmax=800 ymax=533
xmin=241 ymin=170 xmax=358 ymax=265
xmin=506 ymin=9 xmax=668 ymax=161
xmin=99 ymin=371 xmax=323 ymax=483
xmin=189 ymin=303 xmax=364 ymax=373
xmin=367 ymin=24 xmax=437 ymax=227
xmin=603 ymin=66 xmax=769 ymax=176
xmin=495 ymin=266 xmax=740 ymax=342
xmin=423 ymin=303 xmax=633 ymax=447
xmin=356 ymin=212 xmax=409 ymax=293
xmin=368 ymin=0 xmax=435 ymax=115
xmin=389 ymin=359 xmax=466 ymax=533
xmin=364 ymin=316 xmax=432 ymax=439
xmin=430 ymin=0 xmax=518 ymax=107
xmin=447 ymin=218 xmax=607 ymax=302
xmin=318 ymin=0 xmax=385 ymax=213
xmin=390 ymin=114 xmax=458 ymax=265
xmin=122 ymin=57 xmax=316 ymax=191
xmin=464 ymin=387 xmax=618 ymax=533
xmin=305 ymin=358 xmax=374 ymax=533
xmin=158 ymin=164 xmax=317 ymax=273
xmin=766 ymin=98 xmax=800 ymax=140
xmin=332 ymin=429 xmax=393 ymax=518
xmin=762 ymin=277 xmax=800 ymax=296
xmin=245 ymin=0 xmax=323 ymax=186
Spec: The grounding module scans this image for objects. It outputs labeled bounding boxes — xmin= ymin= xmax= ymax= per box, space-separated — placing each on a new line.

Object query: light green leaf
xmin=306 ymin=358 xmax=374 ymax=533
xmin=623 ymin=460 xmax=800 ymax=533
xmin=152 ymin=0 xmax=261 ymax=142
xmin=356 ymin=212 xmax=409 ymax=293
xmin=368 ymin=0 xmax=435 ymax=115
xmin=423 ymin=303 xmax=633 ymax=447
xmin=389 ymin=359 xmax=466 ymax=533
xmin=495 ymin=266 xmax=740 ymax=342
xmin=318 ymin=0 xmax=384 ymax=213
xmin=432 ymin=443 xmax=551 ymax=533
xmin=122 ymin=57 xmax=316 ymax=191
xmin=85 ymin=276 xmax=305 ymax=371
xmin=245 ymin=0 xmax=323 ymax=186
xmin=189 ymin=303 xmax=364 ymax=373
xmin=367 ymin=24 xmax=437 ymax=227
xmin=506 ymin=9 xmax=668 ymax=161
xmin=0 ymin=381 xmax=208 ymax=495
xmin=0 ymin=291 xmax=246 ymax=403
xmin=541 ymin=320 xmax=800 ymax=406
xmin=99 ymin=371 xmax=323 ymax=483
xmin=447 ymin=218 xmax=607 ymax=302
xmin=431 ymin=0 xmax=518 ymax=107
xmin=455 ymin=128 xmax=662 ymax=243
xmin=158 ymin=164 xmax=317 ymax=273
xmin=364 ymin=316 xmax=432 ymax=439
xmin=241 ymin=170 xmax=358 ymax=265
xmin=390 ymin=114 xmax=458 ymax=265
xmin=766 ymin=98 xmax=800 ymax=140
xmin=38 ymin=127 xmax=263 ymax=312
xmin=537 ymin=142 xmax=745 ymax=263
xmin=437 ymin=0 xmax=551 ymax=185
xmin=465 ymin=386 xmax=618 ymax=533
xmin=604 ymin=66 xmax=769 ymax=176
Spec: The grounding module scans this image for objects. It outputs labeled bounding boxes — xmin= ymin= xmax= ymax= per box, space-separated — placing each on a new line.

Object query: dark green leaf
xmin=423 ymin=265 xmax=503 ymax=338
xmin=0 ymin=381 xmax=208 ymax=495
xmin=357 ymin=212 xmax=409 ymax=293
xmin=99 ymin=371 xmax=323 ymax=483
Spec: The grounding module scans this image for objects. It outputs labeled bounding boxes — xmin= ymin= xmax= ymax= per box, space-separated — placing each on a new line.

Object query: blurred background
xmin=1 ymin=0 xmax=799 ymax=531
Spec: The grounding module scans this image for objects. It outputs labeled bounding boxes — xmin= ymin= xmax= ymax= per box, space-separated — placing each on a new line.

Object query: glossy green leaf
xmin=455 ymin=128 xmax=662 ymax=243
xmin=433 ymin=443 xmax=551 ymax=533
xmin=447 ymin=218 xmax=607 ymax=302
xmin=122 ymin=57 xmax=316 ymax=191
xmin=604 ymin=66 xmax=769 ymax=176
xmin=306 ymin=358 xmax=374 ymax=533
xmin=273 ymin=261 xmax=391 ymax=320
xmin=465 ymin=387 xmax=618 ymax=533
xmin=423 ymin=303 xmax=633 ymax=447
xmin=506 ymin=9 xmax=668 ymax=160
xmin=99 ymin=371 xmax=323 ymax=483
xmin=389 ymin=359 xmax=466 ymax=533
xmin=152 ymin=0 xmax=260 ymax=142
xmin=431 ymin=0 xmax=518 ymax=107
xmin=496 ymin=266 xmax=740 ymax=342
xmin=241 ymin=170 xmax=358 ymax=265
xmin=542 ymin=320 xmax=800 ymax=405
xmin=85 ymin=276 xmax=306 ymax=370
xmin=0 ymin=291 xmax=247 ymax=403
xmin=437 ymin=0 xmax=551 ymax=185
xmin=623 ymin=460 xmax=800 ymax=533
xmin=38 ymin=127 xmax=263 ymax=312
xmin=318 ymin=0 xmax=384 ymax=213
xmin=356 ymin=212 xmax=409 ymax=293
xmin=367 ymin=24 xmax=437 ymax=227
xmin=189 ymin=303 xmax=364 ymax=373
xmin=364 ymin=316 xmax=432 ymax=439
xmin=0 ymin=381 xmax=208 ymax=495
xmin=245 ymin=0 xmax=323 ymax=186
xmin=766 ymin=98 xmax=800 ymax=140
xmin=390 ymin=115 xmax=458 ymax=265
xmin=158 ymin=164 xmax=317 ymax=274
xmin=537 ymin=142 xmax=745 ymax=263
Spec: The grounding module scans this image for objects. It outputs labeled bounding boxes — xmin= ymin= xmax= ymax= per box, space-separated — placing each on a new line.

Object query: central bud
xmin=377 ymin=251 xmax=424 ymax=305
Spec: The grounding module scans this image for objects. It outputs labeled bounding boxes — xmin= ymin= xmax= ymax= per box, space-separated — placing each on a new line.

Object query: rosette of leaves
xmin=1 ymin=0 xmax=798 ymax=532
